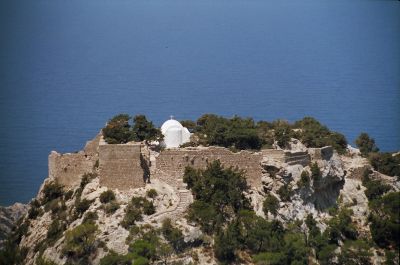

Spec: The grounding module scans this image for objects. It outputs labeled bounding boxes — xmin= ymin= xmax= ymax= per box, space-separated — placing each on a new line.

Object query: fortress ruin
xmin=48 ymin=133 xmax=313 ymax=190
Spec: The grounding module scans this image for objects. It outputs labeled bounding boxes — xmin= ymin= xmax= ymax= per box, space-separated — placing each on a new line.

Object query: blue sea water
xmin=0 ymin=0 xmax=399 ymax=206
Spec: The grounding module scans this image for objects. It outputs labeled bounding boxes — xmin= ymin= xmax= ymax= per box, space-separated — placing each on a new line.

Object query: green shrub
xmin=64 ymin=190 xmax=74 ymax=201
xmin=369 ymin=192 xmax=400 ymax=248
xmin=75 ymin=199 xmax=93 ymax=216
xmin=146 ymin=189 xmax=158 ymax=199
xmin=100 ymin=252 xmax=131 ymax=265
xmin=184 ymin=160 xmax=251 ymax=233
xmin=368 ymin=152 xmax=400 ymax=177
xmin=82 ymin=211 xmax=98 ymax=224
xmin=294 ymin=117 xmax=347 ymax=154
xmin=161 ymin=219 xmax=185 ymax=253
xmin=28 ymin=199 xmax=43 ymax=220
xmin=47 ymin=220 xmax=65 ymax=243
xmin=121 ymin=204 xmax=143 ymax=229
xmin=142 ymin=200 xmax=155 ymax=215
xmin=80 ymin=173 xmax=97 ymax=189
xmin=195 ymin=114 xmax=262 ymax=150
xmin=338 ymin=240 xmax=372 ymax=265
xmin=63 ymin=223 xmax=99 ymax=261
xmin=129 ymin=240 xmax=156 ymax=260
xmin=298 ymin=170 xmax=310 ymax=188
xmin=131 ymin=115 xmax=163 ymax=142
xmin=355 ymin=133 xmax=379 ymax=157
xmin=41 ymin=182 xmax=64 ymax=205
xmin=103 ymin=114 xmax=134 ymax=144
xmin=100 ymin=190 xmax=116 ymax=204
xmin=263 ymin=194 xmax=280 ymax=216
xmin=311 ymin=162 xmax=322 ymax=188
xmin=277 ymin=184 xmax=292 ymax=202
xmin=104 ymin=201 xmax=120 ymax=215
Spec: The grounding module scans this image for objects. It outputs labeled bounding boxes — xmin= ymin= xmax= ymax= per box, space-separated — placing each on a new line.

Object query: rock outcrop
xmin=0 ymin=203 xmax=28 ymax=248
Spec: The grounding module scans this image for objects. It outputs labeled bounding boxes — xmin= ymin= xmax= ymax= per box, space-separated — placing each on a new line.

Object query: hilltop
xmin=0 ymin=114 xmax=399 ymax=265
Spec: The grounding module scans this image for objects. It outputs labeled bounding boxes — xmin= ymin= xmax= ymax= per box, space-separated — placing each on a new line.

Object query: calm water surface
xmin=0 ymin=0 xmax=399 ymax=205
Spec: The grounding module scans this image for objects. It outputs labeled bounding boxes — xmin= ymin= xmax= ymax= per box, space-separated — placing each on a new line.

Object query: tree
xmin=298 ymin=170 xmax=310 ymax=188
xmin=263 ymin=194 xmax=280 ymax=216
xmin=63 ymin=223 xmax=99 ymax=261
xmin=311 ymin=162 xmax=321 ymax=189
xmin=161 ymin=219 xmax=185 ymax=253
xmin=338 ymin=240 xmax=372 ymax=265
xmin=368 ymin=152 xmax=400 ymax=177
xmin=103 ymin=114 xmax=133 ymax=144
xmin=132 ymin=115 xmax=162 ymax=142
xmin=274 ymin=121 xmax=292 ymax=148
xmin=355 ymin=133 xmax=379 ymax=157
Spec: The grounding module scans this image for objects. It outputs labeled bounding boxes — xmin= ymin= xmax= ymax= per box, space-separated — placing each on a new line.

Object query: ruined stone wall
xmin=99 ymin=140 xmax=145 ymax=190
xmin=309 ymin=146 xmax=334 ymax=161
xmin=155 ymin=147 xmax=263 ymax=188
xmin=48 ymin=151 xmax=96 ymax=188
xmin=261 ymin=149 xmax=310 ymax=166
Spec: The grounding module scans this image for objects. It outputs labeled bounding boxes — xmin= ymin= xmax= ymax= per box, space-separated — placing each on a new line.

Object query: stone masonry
xmin=98 ymin=138 xmax=145 ymax=190
xmin=155 ymin=147 xmax=263 ymax=188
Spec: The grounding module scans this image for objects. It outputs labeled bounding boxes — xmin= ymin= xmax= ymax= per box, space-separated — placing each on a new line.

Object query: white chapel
xmin=161 ymin=117 xmax=191 ymax=148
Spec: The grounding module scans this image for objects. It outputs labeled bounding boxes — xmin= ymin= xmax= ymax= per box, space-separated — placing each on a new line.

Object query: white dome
xmin=161 ymin=119 xmax=183 ymax=134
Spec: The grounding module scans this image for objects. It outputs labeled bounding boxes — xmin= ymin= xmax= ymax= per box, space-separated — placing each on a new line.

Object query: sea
xmin=0 ymin=0 xmax=399 ymax=206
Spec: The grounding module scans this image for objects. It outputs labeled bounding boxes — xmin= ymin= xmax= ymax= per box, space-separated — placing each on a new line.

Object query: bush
xmin=146 ymin=189 xmax=158 ymax=199
xmin=298 ymin=170 xmax=310 ymax=188
xmin=294 ymin=117 xmax=347 ymax=154
xmin=277 ymin=184 xmax=292 ymax=202
xmin=131 ymin=115 xmax=163 ymax=142
xmin=311 ymin=162 xmax=322 ymax=188
xmin=99 ymin=251 xmax=131 ymax=265
xmin=142 ymin=200 xmax=155 ymax=215
xmin=103 ymin=114 xmax=162 ymax=144
xmin=28 ymin=199 xmax=43 ymax=220
xmin=184 ymin=160 xmax=251 ymax=233
xmin=355 ymin=133 xmax=379 ymax=157
xmin=103 ymin=114 xmax=134 ymax=144
xmin=104 ymin=201 xmax=120 ymax=215
xmin=75 ymin=199 xmax=93 ymax=216
xmin=100 ymin=190 xmax=116 ymax=204
xmin=41 ymin=182 xmax=64 ymax=205
xmin=369 ymin=192 xmax=400 ymax=248
xmin=83 ymin=211 xmax=98 ymax=224
xmin=273 ymin=121 xmax=293 ymax=148
xmin=338 ymin=240 xmax=372 ymax=265
xmin=47 ymin=220 xmax=65 ymax=243
xmin=195 ymin=114 xmax=262 ymax=150
xmin=121 ymin=205 xmax=143 ymax=229
xmin=161 ymin=219 xmax=185 ymax=252
xmin=63 ymin=223 xmax=99 ymax=261
xmin=263 ymin=194 xmax=280 ymax=216
xmin=80 ymin=173 xmax=97 ymax=189
xmin=35 ymin=256 xmax=58 ymax=265
xmin=368 ymin=152 xmax=400 ymax=177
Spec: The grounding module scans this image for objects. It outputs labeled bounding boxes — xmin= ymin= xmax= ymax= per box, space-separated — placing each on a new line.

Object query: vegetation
xmin=298 ymin=170 xmax=310 ymax=188
xmin=368 ymin=152 xmax=400 ymax=177
xmin=183 ymin=160 xmax=251 ymax=233
xmin=63 ymin=222 xmax=99 ymax=263
xmin=310 ymin=162 xmax=322 ymax=188
xmin=276 ymin=184 xmax=292 ymax=202
xmin=103 ymin=114 xmax=162 ymax=144
xmin=294 ymin=117 xmax=347 ymax=154
xmin=41 ymin=181 xmax=64 ymax=205
xmin=121 ymin=197 xmax=155 ymax=229
xmin=100 ymin=190 xmax=116 ymax=204
xmin=263 ymin=194 xmax=280 ymax=216
xmin=195 ymin=114 xmax=263 ymax=150
xmin=161 ymin=219 xmax=185 ymax=253
xmin=355 ymin=132 xmax=379 ymax=157
xmin=146 ymin=189 xmax=158 ymax=199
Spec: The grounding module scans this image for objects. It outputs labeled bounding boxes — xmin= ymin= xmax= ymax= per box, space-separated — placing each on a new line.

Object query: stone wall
xmin=48 ymin=135 xmax=100 ymax=187
xmin=309 ymin=146 xmax=334 ymax=161
xmin=48 ymin=151 xmax=96 ymax=187
xmin=99 ymin=140 xmax=145 ymax=190
xmin=261 ymin=149 xmax=310 ymax=166
xmin=155 ymin=147 xmax=263 ymax=188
